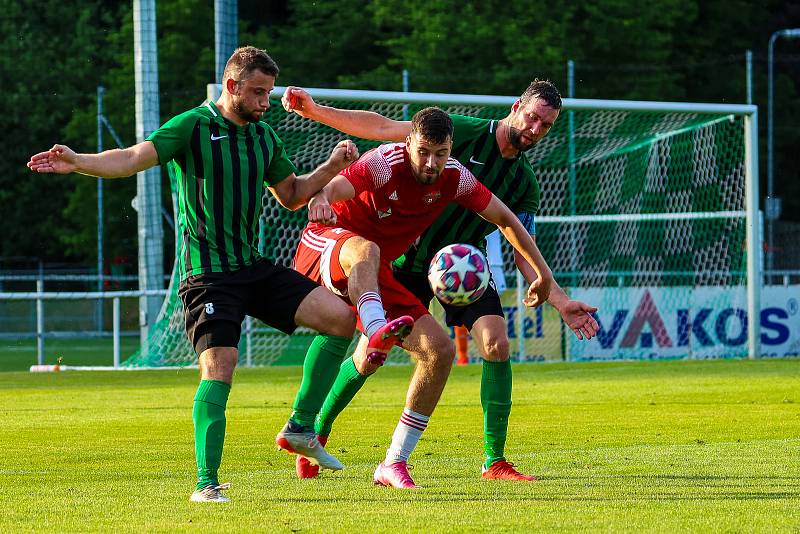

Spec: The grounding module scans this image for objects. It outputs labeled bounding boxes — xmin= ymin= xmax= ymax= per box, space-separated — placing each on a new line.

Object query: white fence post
xmin=246 ymin=315 xmax=253 ymax=368
xmin=113 ymin=297 xmax=121 ymax=369
xmin=36 ymin=279 xmax=44 ymax=365
xmin=516 ymin=270 xmax=524 ymax=361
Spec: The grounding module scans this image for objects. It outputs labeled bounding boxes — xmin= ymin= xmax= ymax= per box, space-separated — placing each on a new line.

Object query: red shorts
xmin=293 ymin=226 xmax=429 ymax=331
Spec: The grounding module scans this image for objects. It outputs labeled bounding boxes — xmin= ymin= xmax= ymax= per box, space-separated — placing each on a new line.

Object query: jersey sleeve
xmin=516 ymin=212 xmax=537 ymax=235
xmin=341 ymin=147 xmax=391 ymax=195
xmin=264 ymin=125 xmax=298 ymax=186
xmin=146 ymin=109 xmax=198 ymax=164
xmin=452 ymin=160 xmax=492 ymax=212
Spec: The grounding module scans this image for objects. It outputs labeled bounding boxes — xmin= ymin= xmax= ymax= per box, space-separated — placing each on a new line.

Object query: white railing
xmin=0 ymin=285 xmax=167 ymax=368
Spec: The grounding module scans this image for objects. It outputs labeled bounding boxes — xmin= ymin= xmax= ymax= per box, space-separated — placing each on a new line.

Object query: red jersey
xmin=307 ymin=143 xmax=493 ymax=261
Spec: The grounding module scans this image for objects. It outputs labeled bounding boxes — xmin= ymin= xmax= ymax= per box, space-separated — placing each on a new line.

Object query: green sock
xmin=315 ymin=356 xmax=369 ymax=436
xmin=290 ymin=335 xmax=351 ymax=428
xmin=193 ymin=379 xmax=231 ymax=490
xmin=481 ymin=359 xmax=512 ymax=469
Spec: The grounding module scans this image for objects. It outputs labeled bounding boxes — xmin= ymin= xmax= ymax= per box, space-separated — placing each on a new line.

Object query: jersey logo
xmin=378 ymin=208 xmax=393 ymax=219
xmin=210 ymin=134 xmax=228 ymax=141
xmin=469 ymin=156 xmax=484 ymax=165
xmin=422 ymin=191 xmax=442 ymax=205
xmin=204 ymin=302 xmax=215 ymax=315
xmin=389 ymin=190 xmax=398 ymax=200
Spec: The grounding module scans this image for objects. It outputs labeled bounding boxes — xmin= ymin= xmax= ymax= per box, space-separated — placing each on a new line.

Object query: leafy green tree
xmin=241 ymin=0 xmax=386 ymax=89
xmin=4 ymin=0 xmax=800 ymax=274
xmin=0 ymin=0 xmax=127 ymax=263
xmin=60 ymin=0 xmax=216 ymax=271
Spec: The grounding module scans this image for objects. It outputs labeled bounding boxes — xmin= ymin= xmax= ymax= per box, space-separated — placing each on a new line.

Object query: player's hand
xmin=27 ymin=144 xmax=78 ymax=174
xmin=558 ymin=300 xmax=599 ymax=340
xmin=308 ymin=194 xmax=337 ymax=225
xmin=327 ymin=140 xmax=359 ymax=173
xmin=282 ymin=86 xmax=316 ymax=118
xmin=523 ymin=275 xmax=552 ymax=308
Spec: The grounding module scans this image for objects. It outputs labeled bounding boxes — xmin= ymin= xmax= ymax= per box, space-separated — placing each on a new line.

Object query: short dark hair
xmin=223 ymin=46 xmax=279 ymax=82
xmin=410 ymin=107 xmax=453 ymax=145
xmin=520 ymin=79 xmax=562 ymax=110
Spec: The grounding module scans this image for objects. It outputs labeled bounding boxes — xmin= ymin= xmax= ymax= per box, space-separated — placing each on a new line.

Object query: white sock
xmin=385 ymin=407 xmax=430 ymax=464
xmin=357 ymin=291 xmax=386 ymax=339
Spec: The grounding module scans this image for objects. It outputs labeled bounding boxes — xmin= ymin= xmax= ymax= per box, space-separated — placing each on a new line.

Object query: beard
xmin=507 ymin=126 xmax=534 ymax=152
xmin=412 ymin=164 xmax=440 ymax=185
xmin=232 ymin=97 xmax=263 ymax=123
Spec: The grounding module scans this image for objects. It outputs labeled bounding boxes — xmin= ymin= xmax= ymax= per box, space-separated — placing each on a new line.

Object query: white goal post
xmin=29 ymin=85 xmax=759 ymax=371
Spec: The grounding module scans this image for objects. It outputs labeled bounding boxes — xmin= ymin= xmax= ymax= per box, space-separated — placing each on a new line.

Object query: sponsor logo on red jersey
xmin=422 ymin=191 xmax=442 ymax=205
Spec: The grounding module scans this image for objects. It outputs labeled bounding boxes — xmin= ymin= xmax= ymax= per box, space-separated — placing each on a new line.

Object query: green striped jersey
xmin=147 ymin=101 xmax=296 ymax=280
xmin=393 ymin=114 xmax=540 ymax=273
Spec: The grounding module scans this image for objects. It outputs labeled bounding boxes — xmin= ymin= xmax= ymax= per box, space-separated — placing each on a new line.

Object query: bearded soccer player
xmin=283 ymin=81 xmax=599 ymax=481
xmin=291 ymin=107 xmax=555 ymax=488
xmin=27 ymin=46 xmax=370 ymax=503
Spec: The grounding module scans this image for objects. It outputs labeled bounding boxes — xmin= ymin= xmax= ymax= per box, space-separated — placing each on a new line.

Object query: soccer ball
xmin=427 ymin=244 xmax=491 ymax=306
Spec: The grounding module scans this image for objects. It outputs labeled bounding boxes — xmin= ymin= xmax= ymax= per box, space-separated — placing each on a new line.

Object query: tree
xmin=0 ymin=0 xmax=128 ymax=263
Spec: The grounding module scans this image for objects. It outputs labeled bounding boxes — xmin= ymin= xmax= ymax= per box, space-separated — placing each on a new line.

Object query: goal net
xmin=122 ymin=87 xmax=758 ymax=367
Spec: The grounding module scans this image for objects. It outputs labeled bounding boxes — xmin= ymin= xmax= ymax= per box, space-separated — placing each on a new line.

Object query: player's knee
xmin=481 ymin=335 xmax=510 ymax=362
xmin=199 ymin=346 xmax=238 ymax=382
xmin=427 ymin=335 xmax=456 ymax=368
xmin=349 ymin=238 xmax=380 ymax=265
xmin=360 ymin=238 xmax=380 ymax=258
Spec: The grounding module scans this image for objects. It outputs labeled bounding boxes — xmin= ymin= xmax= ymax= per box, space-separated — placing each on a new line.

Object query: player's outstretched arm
xmin=282 ymin=86 xmax=411 ymax=142
xmin=478 ymin=195 xmax=553 ymax=307
xmin=306 ymin=175 xmax=357 ymax=226
xmin=27 ymin=142 xmax=159 ymax=179
xmin=269 ymin=140 xmax=359 ymax=211
xmin=513 ymin=249 xmax=599 ymax=340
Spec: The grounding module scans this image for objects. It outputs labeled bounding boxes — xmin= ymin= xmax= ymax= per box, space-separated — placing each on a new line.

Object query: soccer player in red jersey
xmin=292 ymin=107 xmax=554 ymax=488
xmin=285 ymin=83 xmax=598 ymax=482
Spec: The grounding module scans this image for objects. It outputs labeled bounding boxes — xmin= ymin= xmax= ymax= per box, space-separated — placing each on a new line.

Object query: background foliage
xmin=2 ymin=0 xmax=798 ymax=269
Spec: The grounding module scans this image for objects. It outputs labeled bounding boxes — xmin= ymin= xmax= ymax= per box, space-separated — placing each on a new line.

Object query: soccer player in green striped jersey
xmin=28 ymin=47 xmax=363 ymax=502
xmin=282 ymin=81 xmax=599 ymax=481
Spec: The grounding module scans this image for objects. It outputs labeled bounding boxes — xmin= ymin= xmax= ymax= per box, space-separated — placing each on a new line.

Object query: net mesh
xmin=123 ymin=95 xmax=748 ymax=367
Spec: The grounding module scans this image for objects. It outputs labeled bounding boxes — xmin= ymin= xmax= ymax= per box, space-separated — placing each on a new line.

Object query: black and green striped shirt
xmin=147 ymin=101 xmax=296 ymax=280
xmin=393 ymin=114 xmax=540 ymax=273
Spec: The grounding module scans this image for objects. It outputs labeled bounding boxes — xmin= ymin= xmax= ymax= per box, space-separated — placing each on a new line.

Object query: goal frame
xmin=31 ymin=86 xmax=758 ymax=372
xmin=211 ymin=83 xmax=761 ymax=359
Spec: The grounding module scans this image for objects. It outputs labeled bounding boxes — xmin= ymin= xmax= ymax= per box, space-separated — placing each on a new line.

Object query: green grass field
xmin=2 ymin=359 xmax=799 ymax=532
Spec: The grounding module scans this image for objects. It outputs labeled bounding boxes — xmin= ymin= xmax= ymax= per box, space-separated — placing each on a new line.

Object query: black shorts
xmin=178 ymin=258 xmax=320 ymax=354
xmin=392 ymin=269 xmax=504 ymax=331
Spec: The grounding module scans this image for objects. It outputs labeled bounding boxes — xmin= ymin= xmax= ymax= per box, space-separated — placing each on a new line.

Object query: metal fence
xmin=0 ymin=287 xmax=167 ymax=368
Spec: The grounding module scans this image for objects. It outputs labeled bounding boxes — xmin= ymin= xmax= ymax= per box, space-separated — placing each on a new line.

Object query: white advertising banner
xmin=432 ymin=287 xmax=566 ymax=362
xmin=570 ymin=285 xmax=800 ymax=360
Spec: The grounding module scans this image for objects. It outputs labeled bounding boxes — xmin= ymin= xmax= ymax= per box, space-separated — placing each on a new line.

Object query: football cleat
xmin=296 ymin=435 xmax=327 ymax=479
xmin=276 ymin=423 xmax=343 ymax=471
xmin=373 ymin=461 xmax=420 ymax=489
xmin=366 ymin=315 xmax=414 ymax=365
xmin=189 ymin=483 xmax=231 ymax=503
xmin=481 ymin=460 xmax=538 ymax=481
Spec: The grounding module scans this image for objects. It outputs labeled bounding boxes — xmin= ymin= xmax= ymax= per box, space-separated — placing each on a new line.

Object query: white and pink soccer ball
xmin=427 ymin=244 xmax=490 ymax=306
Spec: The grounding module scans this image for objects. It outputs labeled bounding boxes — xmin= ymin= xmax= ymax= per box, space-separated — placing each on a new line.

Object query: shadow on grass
xmin=265 ymin=490 xmax=800 ymax=504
